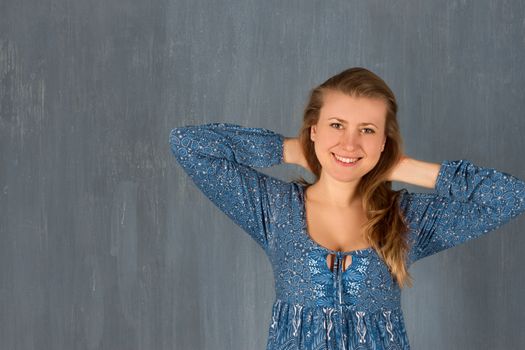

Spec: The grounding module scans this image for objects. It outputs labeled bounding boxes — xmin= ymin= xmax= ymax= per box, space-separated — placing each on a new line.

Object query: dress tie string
xmin=332 ymin=251 xmax=345 ymax=305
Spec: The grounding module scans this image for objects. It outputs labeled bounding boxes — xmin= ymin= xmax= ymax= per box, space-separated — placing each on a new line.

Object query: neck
xmin=306 ymin=174 xmax=362 ymax=208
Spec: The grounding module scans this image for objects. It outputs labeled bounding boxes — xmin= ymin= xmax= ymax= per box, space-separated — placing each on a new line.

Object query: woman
xmin=168 ymin=67 xmax=525 ymax=349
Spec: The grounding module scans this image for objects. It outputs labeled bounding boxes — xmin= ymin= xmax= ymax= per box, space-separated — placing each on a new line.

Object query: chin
xmin=324 ymin=169 xmax=367 ymax=183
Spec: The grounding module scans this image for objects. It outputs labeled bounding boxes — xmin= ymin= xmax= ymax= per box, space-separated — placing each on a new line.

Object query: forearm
xmin=283 ymin=137 xmax=310 ymax=170
xmin=389 ymin=157 xmax=441 ymax=189
xmin=169 ymin=123 xmax=283 ymax=168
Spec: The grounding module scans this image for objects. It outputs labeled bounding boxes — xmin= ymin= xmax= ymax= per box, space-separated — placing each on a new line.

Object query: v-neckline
xmin=297 ymin=183 xmax=374 ymax=256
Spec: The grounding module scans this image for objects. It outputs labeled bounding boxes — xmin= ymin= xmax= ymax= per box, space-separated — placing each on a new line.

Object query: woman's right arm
xmin=168 ymin=122 xmax=290 ymax=253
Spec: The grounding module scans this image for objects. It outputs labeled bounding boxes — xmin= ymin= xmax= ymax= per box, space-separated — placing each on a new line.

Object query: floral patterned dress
xmin=168 ymin=122 xmax=525 ymax=350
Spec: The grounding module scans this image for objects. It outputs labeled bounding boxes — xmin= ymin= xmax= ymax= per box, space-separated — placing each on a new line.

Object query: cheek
xmin=315 ymin=131 xmax=336 ymax=149
xmin=313 ymin=140 xmax=334 ymax=163
xmin=364 ymin=138 xmax=383 ymax=152
xmin=314 ymin=133 xmax=332 ymax=150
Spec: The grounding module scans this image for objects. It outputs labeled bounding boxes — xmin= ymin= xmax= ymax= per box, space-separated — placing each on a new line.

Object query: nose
xmin=339 ymin=129 xmax=361 ymax=150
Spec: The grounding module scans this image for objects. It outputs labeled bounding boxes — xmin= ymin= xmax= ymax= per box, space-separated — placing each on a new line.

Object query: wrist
xmin=284 ymin=137 xmax=310 ymax=170
xmin=390 ymin=157 xmax=440 ymax=189
xmin=283 ymin=138 xmax=299 ymax=165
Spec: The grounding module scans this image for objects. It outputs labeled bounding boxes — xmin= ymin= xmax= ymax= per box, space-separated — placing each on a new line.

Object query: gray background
xmin=1 ymin=0 xmax=524 ymax=349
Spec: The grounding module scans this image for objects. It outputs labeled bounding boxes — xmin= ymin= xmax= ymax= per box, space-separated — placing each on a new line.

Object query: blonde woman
xmin=168 ymin=67 xmax=525 ymax=349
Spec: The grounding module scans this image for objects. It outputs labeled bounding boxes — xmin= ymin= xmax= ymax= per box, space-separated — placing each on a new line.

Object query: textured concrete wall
xmin=1 ymin=0 xmax=524 ymax=349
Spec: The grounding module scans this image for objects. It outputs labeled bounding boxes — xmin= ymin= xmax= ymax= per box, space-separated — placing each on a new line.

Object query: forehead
xmin=320 ymin=90 xmax=387 ymax=126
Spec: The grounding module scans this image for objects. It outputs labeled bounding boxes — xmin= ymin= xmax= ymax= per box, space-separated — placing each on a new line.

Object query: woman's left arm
xmin=387 ymin=157 xmax=441 ymax=189
xmin=390 ymin=157 xmax=525 ymax=264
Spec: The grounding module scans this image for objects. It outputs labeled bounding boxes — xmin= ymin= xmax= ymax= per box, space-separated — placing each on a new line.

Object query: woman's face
xmin=310 ymin=90 xmax=387 ymax=183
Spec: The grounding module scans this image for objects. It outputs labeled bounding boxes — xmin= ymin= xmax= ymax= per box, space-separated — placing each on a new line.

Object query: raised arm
xmin=398 ymin=159 xmax=525 ymax=265
xmin=168 ymin=122 xmax=289 ymax=254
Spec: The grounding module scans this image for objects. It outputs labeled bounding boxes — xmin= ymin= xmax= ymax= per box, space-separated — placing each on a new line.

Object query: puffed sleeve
xmin=399 ymin=159 xmax=525 ymax=265
xmin=168 ymin=122 xmax=290 ymax=254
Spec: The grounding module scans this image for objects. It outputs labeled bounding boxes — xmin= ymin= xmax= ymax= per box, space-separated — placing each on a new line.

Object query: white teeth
xmin=333 ymin=154 xmax=360 ymax=163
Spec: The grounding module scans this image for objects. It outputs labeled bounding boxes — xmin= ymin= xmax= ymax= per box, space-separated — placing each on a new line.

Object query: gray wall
xmin=2 ymin=0 xmax=524 ymax=349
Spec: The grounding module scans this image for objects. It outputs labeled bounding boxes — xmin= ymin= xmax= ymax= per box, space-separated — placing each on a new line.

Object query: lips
xmin=331 ymin=152 xmax=362 ymax=166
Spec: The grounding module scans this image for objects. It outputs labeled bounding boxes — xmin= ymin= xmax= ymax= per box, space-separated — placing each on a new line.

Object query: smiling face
xmin=310 ymin=89 xmax=387 ymax=183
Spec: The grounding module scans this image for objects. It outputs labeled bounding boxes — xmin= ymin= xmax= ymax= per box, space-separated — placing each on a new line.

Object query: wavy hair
xmin=293 ymin=67 xmax=413 ymax=288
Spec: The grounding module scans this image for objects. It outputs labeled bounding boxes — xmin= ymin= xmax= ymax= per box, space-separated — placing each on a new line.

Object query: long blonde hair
xmin=294 ymin=67 xmax=413 ymax=288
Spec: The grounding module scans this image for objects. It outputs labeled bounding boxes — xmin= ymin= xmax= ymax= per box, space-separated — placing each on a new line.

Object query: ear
xmin=310 ymin=125 xmax=317 ymax=142
xmin=381 ymin=138 xmax=386 ymax=152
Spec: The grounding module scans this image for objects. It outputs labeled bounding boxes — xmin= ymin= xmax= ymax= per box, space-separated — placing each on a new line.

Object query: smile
xmin=332 ymin=153 xmax=362 ymax=166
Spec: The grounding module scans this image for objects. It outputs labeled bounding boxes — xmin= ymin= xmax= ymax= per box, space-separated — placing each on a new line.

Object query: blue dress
xmin=168 ymin=122 xmax=525 ymax=350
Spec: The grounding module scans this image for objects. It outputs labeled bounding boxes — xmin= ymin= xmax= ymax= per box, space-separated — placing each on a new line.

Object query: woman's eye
xmin=329 ymin=123 xmax=375 ymax=133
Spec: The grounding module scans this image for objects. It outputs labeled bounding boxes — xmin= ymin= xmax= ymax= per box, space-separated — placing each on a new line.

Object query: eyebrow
xmin=328 ymin=117 xmax=378 ymax=128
